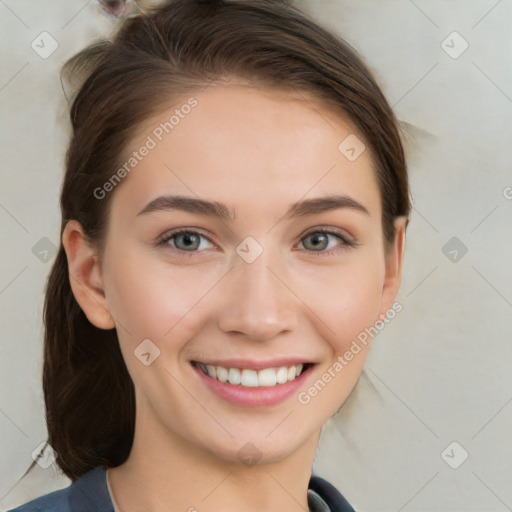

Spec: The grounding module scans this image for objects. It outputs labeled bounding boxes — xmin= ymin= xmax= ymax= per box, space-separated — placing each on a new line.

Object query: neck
xmin=107 ymin=402 xmax=321 ymax=512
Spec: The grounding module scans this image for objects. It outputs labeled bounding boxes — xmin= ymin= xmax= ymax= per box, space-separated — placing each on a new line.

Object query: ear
xmin=61 ymin=220 xmax=115 ymax=330
xmin=379 ymin=216 xmax=407 ymax=316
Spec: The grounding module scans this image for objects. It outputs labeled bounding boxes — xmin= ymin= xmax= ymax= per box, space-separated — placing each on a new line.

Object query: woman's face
xmin=87 ymin=83 xmax=404 ymax=464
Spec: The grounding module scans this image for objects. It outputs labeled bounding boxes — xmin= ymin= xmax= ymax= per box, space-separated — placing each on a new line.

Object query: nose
xmin=216 ymin=249 xmax=298 ymax=341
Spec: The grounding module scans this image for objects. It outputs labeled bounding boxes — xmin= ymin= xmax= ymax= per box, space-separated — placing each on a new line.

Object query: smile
xmin=192 ymin=361 xmax=311 ymax=388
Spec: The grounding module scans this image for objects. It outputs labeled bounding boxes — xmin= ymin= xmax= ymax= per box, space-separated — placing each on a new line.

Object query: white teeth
xmin=228 ymin=368 xmax=241 ymax=385
xmin=258 ymin=368 xmax=277 ymax=387
xmin=276 ymin=366 xmax=288 ymax=384
xmin=240 ymin=369 xmax=259 ymax=387
xmin=196 ymin=361 xmax=308 ymax=387
xmin=206 ymin=365 xmax=217 ymax=379
xmin=216 ymin=366 xmax=228 ymax=382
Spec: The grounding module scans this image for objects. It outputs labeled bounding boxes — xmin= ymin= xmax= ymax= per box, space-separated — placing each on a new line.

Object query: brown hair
xmin=26 ymin=0 xmax=410 ymax=482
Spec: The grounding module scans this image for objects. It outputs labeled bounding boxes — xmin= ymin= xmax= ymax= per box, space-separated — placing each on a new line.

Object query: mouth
xmin=191 ymin=361 xmax=313 ymax=388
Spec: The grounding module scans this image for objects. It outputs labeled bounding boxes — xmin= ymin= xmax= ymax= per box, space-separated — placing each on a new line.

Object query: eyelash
xmin=156 ymin=227 xmax=359 ymax=256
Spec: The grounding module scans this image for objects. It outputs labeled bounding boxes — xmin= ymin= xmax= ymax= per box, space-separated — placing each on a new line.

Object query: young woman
xmin=9 ymin=0 xmax=410 ymax=510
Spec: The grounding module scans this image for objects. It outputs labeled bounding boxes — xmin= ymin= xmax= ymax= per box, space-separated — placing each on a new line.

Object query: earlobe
xmin=62 ymin=220 xmax=115 ymax=330
xmin=380 ymin=216 xmax=407 ymax=316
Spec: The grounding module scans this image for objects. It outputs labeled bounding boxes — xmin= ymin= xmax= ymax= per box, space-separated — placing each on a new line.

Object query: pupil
xmin=179 ymin=233 xmax=198 ymax=250
xmin=308 ymin=233 xmax=327 ymax=250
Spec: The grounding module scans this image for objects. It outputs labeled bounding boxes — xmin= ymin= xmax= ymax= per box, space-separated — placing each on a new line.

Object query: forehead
xmin=111 ymin=83 xmax=381 ymax=219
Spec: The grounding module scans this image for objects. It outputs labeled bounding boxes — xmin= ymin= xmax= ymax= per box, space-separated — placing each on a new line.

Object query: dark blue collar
xmin=66 ymin=466 xmax=354 ymax=512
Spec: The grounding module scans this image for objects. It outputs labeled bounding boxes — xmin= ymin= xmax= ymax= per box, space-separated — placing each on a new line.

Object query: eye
xmin=298 ymin=228 xmax=358 ymax=254
xmin=156 ymin=227 xmax=358 ymax=255
xmin=157 ymin=229 xmax=215 ymax=252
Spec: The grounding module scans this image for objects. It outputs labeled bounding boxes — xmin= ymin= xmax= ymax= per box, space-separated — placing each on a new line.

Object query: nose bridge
xmin=216 ymin=245 xmax=297 ymax=340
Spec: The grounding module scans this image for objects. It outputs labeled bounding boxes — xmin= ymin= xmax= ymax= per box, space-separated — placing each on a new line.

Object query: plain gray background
xmin=1 ymin=0 xmax=511 ymax=510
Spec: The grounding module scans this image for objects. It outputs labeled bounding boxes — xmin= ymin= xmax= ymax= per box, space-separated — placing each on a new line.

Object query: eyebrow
xmin=136 ymin=193 xmax=370 ymax=220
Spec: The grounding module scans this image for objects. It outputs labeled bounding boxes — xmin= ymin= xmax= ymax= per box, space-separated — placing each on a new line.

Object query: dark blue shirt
xmin=8 ymin=466 xmax=355 ymax=512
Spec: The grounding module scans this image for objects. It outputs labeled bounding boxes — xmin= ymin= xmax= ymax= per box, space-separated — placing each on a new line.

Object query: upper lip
xmin=191 ymin=358 xmax=315 ymax=370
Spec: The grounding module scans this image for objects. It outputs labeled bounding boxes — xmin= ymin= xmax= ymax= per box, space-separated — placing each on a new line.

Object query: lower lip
xmin=192 ymin=364 xmax=314 ymax=407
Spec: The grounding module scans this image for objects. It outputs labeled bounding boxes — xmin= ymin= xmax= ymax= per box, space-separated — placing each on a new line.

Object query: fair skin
xmin=63 ymin=83 xmax=406 ymax=512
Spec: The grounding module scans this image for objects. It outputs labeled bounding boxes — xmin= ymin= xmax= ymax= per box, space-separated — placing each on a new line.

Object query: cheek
xmin=295 ymin=259 xmax=385 ymax=418
xmin=305 ymin=253 xmax=385 ymax=353
xmin=103 ymin=234 xmax=385 ymax=352
xmin=103 ymin=243 xmax=218 ymax=341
